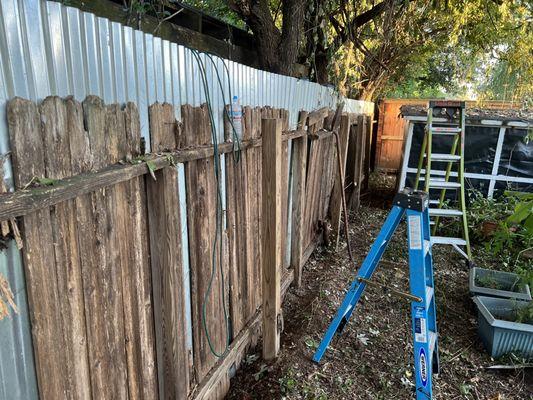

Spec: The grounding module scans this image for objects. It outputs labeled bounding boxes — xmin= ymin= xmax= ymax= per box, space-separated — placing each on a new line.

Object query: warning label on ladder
xmin=415 ymin=317 xmax=427 ymax=343
xmin=408 ymin=215 xmax=422 ymax=249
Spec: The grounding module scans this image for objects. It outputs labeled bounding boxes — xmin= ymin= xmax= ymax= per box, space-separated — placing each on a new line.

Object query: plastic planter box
xmin=469 ymin=267 xmax=531 ymax=301
xmin=473 ymin=296 xmax=533 ymax=359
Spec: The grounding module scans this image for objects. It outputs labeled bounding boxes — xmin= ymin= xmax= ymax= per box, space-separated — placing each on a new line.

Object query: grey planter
xmin=469 ymin=267 xmax=531 ymax=301
xmin=473 ymin=296 xmax=533 ymax=359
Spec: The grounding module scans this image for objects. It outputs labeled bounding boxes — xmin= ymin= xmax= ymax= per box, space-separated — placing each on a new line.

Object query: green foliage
xmin=181 ymin=0 xmax=245 ymax=28
xmin=515 ymin=301 xmax=533 ymax=325
xmin=466 ymin=190 xmax=532 ymax=289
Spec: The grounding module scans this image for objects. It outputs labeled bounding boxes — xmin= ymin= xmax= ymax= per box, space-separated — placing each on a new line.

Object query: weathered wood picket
xmin=1 ymin=95 xmax=368 ymax=400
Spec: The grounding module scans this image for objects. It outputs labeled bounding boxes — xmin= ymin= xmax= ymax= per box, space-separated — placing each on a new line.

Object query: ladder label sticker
xmin=415 ymin=316 xmax=427 ymax=343
xmin=419 ymin=348 xmax=428 ymax=387
xmin=408 ymin=215 xmax=422 ymax=250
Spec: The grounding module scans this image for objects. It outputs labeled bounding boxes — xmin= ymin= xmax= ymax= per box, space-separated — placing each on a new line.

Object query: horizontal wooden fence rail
xmin=1 ymin=95 xmax=367 ymax=400
xmin=0 ymin=127 xmax=306 ymax=221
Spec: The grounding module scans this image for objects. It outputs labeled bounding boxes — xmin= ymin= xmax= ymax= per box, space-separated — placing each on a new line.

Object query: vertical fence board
xmin=348 ymin=115 xmax=366 ymax=211
xmin=82 ymin=96 xmax=129 ymax=399
xmin=7 ymin=97 xmax=68 ymax=400
xmin=261 ymin=118 xmax=281 ymax=360
xmin=242 ymin=107 xmax=257 ymax=327
xmin=289 ymin=111 xmax=308 ymax=287
xmin=40 ymin=96 xmax=92 ymax=400
xmin=121 ymin=103 xmax=158 ymax=400
xmin=147 ymin=103 xmax=189 ymax=399
xmin=183 ymin=104 xmax=226 ymax=382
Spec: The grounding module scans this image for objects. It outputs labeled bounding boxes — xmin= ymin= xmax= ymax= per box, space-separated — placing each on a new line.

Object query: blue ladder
xmin=313 ymin=188 xmax=439 ymax=400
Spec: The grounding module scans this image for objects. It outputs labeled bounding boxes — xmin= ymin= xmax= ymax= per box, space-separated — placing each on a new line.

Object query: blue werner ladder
xmin=313 ymin=188 xmax=439 ymax=400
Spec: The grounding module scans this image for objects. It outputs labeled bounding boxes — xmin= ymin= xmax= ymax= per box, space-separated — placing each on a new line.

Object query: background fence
xmin=374 ymin=98 xmax=525 ymax=173
xmin=0 ymin=1 xmax=373 ymax=398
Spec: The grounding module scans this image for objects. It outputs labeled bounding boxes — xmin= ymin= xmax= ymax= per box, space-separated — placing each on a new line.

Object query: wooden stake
xmin=330 ymin=114 xmax=351 ymax=248
xmin=261 ymin=118 xmax=282 ymax=360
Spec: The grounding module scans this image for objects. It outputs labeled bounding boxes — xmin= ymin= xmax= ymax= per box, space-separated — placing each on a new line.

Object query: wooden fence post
xmin=290 ymin=111 xmax=308 ymax=288
xmin=261 ymin=118 xmax=282 ymax=360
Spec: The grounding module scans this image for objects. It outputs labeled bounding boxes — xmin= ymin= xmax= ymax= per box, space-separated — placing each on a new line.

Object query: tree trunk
xmin=228 ymin=0 xmax=305 ymax=76
xmin=278 ymin=0 xmax=306 ymax=75
xmin=314 ymin=50 xmax=329 ymax=84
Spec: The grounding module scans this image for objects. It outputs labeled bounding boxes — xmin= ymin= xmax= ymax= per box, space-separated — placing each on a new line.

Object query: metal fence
xmin=0 ymin=1 xmax=373 ymax=398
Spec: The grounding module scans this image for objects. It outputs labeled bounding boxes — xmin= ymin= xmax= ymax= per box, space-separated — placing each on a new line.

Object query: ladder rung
xmin=428 ymin=180 xmax=461 ymax=189
xmin=431 ymin=236 xmax=467 ymax=246
xmin=430 ymin=126 xmax=461 ymax=134
xmin=429 ymin=330 xmax=438 ymax=356
xmin=429 ymin=208 xmax=463 ymax=217
xmin=425 ymin=153 xmax=460 ymax=162
xmin=425 ymin=286 xmax=434 ymax=309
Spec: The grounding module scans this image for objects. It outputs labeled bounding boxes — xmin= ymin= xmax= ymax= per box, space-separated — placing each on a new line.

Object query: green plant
xmin=515 ymin=301 xmax=533 ymax=325
xmin=480 ymin=191 xmax=533 ymax=270
xmin=279 ymin=368 xmax=298 ymax=394
xmin=517 ymin=266 xmax=533 ymax=290
xmin=475 ymin=274 xmax=505 ymax=290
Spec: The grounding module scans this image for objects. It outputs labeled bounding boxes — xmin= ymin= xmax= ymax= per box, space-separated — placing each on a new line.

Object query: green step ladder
xmin=414 ymin=100 xmax=471 ymax=261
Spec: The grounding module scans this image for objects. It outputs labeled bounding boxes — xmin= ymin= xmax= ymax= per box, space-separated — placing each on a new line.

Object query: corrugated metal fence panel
xmin=0 ymin=1 xmax=373 ymax=398
xmin=0 ymin=241 xmax=38 ymax=400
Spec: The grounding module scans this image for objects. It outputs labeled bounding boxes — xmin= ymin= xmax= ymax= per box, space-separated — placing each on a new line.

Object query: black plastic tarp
xmin=404 ymin=123 xmax=533 ymax=196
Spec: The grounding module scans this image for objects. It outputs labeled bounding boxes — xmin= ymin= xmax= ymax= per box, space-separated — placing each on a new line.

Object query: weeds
xmin=460 ymin=190 xmax=532 ymax=287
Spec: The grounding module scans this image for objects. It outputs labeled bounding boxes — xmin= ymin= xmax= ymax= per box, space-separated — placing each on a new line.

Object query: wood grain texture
xmin=261 ymin=118 xmax=282 ymax=360
xmin=40 ymin=96 xmax=92 ymax=400
xmin=9 ymin=95 xmax=158 ymax=399
xmin=193 ymin=269 xmax=294 ymax=400
xmin=81 ymin=96 xmax=129 ymax=399
xmin=183 ymin=104 xmax=227 ymax=382
xmin=290 ymin=111 xmax=308 ymax=287
xmin=7 ymin=97 xmax=69 ymax=400
xmin=146 ymin=103 xmax=189 ymax=399
xmin=121 ymin=103 xmax=158 ymax=400
xmin=0 ymin=131 xmax=300 ymax=222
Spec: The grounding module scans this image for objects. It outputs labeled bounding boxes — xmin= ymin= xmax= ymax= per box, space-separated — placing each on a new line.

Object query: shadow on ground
xmin=227 ymin=173 xmax=533 ymax=400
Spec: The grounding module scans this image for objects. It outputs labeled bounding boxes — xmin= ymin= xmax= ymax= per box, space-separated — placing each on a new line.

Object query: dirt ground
xmin=227 ymin=174 xmax=533 ymax=400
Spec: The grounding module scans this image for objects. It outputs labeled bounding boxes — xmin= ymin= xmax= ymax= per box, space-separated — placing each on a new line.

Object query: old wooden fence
xmin=0 ymin=96 xmax=368 ymax=400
